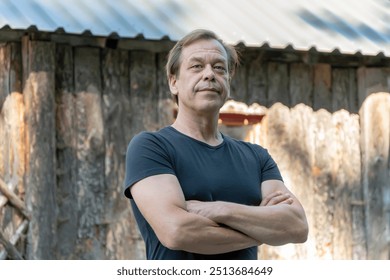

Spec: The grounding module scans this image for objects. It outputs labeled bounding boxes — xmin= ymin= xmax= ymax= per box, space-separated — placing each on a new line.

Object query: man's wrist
xmin=213 ymin=201 xmax=234 ymax=224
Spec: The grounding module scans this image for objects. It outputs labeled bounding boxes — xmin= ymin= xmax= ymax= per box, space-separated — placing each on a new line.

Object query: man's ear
xmin=168 ymin=75 xmax=178 ymax=95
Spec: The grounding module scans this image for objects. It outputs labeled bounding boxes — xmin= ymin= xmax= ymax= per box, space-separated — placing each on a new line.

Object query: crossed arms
xmin=130 ymin=174 xmax=308 ymax=255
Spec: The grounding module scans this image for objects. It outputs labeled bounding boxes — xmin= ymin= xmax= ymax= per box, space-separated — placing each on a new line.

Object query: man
xmin=123 ymin=29 xmax=308 ymax=260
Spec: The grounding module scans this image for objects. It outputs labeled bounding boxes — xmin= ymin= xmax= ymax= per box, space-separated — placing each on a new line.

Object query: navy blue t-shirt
xmin=123 ymin=126 xmax=283 ymax=260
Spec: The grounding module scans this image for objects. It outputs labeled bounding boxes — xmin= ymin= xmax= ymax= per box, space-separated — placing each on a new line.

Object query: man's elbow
xmin=156 ymin=224 xmax=187 ymax=251
xmin=292 ymin=220 xmax=309 ymax=243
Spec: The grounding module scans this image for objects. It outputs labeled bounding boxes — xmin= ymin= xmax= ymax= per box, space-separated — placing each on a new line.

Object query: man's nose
xmin=203 ymin=64 xmax=215 ymax=80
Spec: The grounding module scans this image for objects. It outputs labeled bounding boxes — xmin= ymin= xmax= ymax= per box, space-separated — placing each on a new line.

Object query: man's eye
xmin=191 ymin=64 xmax=202 ymax=69
xmin=214 ymin=65 xmax=226 ymax=72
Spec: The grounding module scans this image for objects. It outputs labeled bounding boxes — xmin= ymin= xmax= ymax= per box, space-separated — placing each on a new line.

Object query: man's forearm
xmin=167 ymin=212 xmax=260 ymax=254
xmin=215 ymin=202 xmax=308 ymax=245
xmin=186 ymin=199 xmax=308 ymax=246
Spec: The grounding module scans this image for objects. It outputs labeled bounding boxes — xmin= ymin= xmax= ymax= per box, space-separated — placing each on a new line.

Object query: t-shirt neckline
xmin=167 ymin=126 xmax=226 ymax=149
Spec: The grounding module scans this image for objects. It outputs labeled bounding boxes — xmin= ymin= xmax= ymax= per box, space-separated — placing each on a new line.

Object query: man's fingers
xmin=260 ymin=191 xmax=293 ymax=206
xmin=260 ymin=191 xmax=282 ymax=206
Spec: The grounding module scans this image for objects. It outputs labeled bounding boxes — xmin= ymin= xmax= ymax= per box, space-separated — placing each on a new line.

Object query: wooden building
xmin=0 ymin=0 xmax=389 ymax=259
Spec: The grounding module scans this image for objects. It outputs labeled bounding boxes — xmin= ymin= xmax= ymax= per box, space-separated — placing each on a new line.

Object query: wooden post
xmin=360 ymin=92 xmax=390 ymax=259
xmin=22 ymin=37 xmax=57 ymax=259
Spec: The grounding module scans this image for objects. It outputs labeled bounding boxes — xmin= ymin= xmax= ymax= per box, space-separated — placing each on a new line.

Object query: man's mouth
xmin=198 ymin=87 xmax=219 ymax=93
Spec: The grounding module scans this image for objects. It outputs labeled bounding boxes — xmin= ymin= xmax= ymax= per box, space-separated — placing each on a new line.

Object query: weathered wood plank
xmin=267 ymin=63 xmax=289 ymax=106
xmin=157 ymin=52 xmax=175 ymax=128
xmin=55 ymin=44 xmax=78 ymax=259
xmin=0 ymin=44 xmax=10 ymax=109
xmin=359 ymin=92 xmax=390 ymax=259
xmin=0 ymin=88 xmax=25 ymax=258
xmin=289 ymin=63 xmax=313 ymax=107
xmin=312 ymin=109 xmax=335 ymax=258
xmin=8 ymin=42 xmax=24 ymax=199
xmin=332 ymin=68 xmax=358 ymax=113
xmin=22 ymin=37 xmax=57 ymax=259
xmin=229 ymin=48 xmax=247 ymax=102
xmin=74 ymin=47 xmax=106 ymax=259
xmin=129 ymin=50 xmax=158 ymax=135
xmin=247 ymin=50 xmax=268 ymax=105
xmin=0 ymin=44 xmax=8 ymax=198
xmin=314 ymin=110 xmax=363 ymax=259
xmin=102 ymin=48 xmax=145 ymax=259
xmin=9 ymin=43 xmax=22 ymax=95
xmin=313 ymin=64 xmax=332 ymax=111
xmin=259 ymin=103 xmax=315 ymax=259
xmin=330 ymin=110 xmax=365 ymax=259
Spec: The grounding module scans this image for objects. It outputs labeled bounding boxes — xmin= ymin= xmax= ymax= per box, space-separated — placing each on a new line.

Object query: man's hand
xmin=186 ymin=200 xmax=221 ymax=221
xmin=259 ymin=191 xmax=294 ymax=206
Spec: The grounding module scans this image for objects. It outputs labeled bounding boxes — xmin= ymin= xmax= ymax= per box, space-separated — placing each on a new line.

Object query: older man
xmin=123 ymin=29 xmax=308 ymax=260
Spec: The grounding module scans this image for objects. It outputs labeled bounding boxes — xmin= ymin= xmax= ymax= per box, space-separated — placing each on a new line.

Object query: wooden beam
xmin=0 ymin=229 xmax=23 ymax=260
xmin=0 ymin=219 xmax=28 ymax=260
xmin=0 ymin=177 xmax=30 ymax=219
xmin=0 ymin=182 xmax=16 ymax=210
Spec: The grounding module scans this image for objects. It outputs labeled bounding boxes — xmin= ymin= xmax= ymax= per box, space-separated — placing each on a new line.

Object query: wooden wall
xmin=0 ymin=35 xmax=389 ymax=259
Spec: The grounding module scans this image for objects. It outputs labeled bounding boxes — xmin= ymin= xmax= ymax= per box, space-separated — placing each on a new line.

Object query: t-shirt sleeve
xmin=123 ymin=132 xmax=176 ymax=198
xmin=256 ymin=146 xmax=284 ymax=183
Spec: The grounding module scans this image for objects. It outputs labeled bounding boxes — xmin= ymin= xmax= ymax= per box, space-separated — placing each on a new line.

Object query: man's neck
xmin=172 ymin=111 xmax=222 ymax=146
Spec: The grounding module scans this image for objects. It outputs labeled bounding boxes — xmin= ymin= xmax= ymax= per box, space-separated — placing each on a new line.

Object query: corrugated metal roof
xmin=0 ymin=0 xmax=389 ymax=56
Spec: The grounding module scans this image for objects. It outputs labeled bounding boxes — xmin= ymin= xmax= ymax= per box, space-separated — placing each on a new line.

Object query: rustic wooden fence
xmin=0 ymin=35 xmax=389 ymax=259
xmin=221 ymin=92 xmax=390 ymax=260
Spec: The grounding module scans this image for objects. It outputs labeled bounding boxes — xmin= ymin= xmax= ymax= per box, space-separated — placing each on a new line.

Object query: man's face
xmin=169 ymin=39 xmax=230 ymax=114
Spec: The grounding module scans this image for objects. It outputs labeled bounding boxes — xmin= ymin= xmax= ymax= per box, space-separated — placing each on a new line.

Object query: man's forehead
xmin=182 ymin=39 xmax=228 ymax=59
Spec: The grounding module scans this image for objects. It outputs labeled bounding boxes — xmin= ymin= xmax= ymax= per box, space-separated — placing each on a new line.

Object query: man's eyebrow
xmin=188 ymin=55 xmax=227 ymax=64
xmin=188 ymin=56 xmax=204 ymax=63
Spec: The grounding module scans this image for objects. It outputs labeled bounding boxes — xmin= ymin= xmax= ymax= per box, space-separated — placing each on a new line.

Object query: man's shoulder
xmin=127 ymin=127 xmax=178 ymax=156
xmin=131 ymin=126 xmax=172 ymax=142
